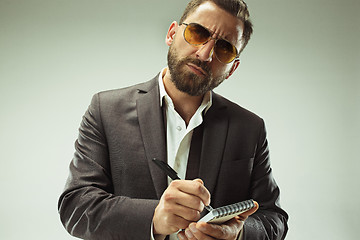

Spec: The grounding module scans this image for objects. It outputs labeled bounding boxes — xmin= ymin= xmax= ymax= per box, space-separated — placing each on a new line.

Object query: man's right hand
xmin=153 ymin=179 xmax=211 ymax=236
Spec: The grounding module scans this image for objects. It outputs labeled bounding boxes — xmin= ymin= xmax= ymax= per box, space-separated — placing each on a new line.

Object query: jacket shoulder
xmin=212 ymin=92 xmax=263 ymax=123
xmin=96 ymin=76 xmax=158 ymax=103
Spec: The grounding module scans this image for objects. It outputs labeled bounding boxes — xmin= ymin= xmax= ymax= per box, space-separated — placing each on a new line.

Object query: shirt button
xmin=176 ymin=126 xmax=182 ymax=131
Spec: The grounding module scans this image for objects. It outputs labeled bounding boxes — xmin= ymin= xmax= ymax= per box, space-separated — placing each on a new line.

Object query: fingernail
xmin=185 ymin=229 xmax=194 ymax=238
xmin=197 ymin=223 xmax=207 ymax=231
xmin=178 ymin=232 xmax=185 ymax=240
xmin=189 ymin=224 xmax=198 ymax=233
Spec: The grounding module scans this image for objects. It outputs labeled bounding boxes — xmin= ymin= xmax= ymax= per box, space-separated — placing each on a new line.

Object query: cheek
xmin=210 ymin=62 xmax=232 ymax=77
xmin=173 ymin=34 xmax=196 ymax=55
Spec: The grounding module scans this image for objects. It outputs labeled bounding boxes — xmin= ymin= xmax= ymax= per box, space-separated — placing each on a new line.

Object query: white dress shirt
xmin=158 ymin=69 xmax=212 ymax=184
xmin=152 ymin=69 xmax=212 ymax=240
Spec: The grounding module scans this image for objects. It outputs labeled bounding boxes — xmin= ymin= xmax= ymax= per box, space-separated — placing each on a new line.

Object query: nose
xmin=195 ymin=40 xmax=215 ymax=62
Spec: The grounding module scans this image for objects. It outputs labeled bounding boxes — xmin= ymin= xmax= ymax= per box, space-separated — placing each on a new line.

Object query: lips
xmin=187 ymin=63 xmax=207 ymax=76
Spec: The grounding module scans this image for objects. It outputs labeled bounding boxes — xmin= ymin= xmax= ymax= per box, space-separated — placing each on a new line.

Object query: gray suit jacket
xmin=58 ymin=75 xmax=288 ymax=239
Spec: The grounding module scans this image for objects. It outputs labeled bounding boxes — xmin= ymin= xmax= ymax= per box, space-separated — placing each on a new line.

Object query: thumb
xmin=193 ymin=178 xmax=204 ymax=185
xmin=192 ymin=178 xmax=211 ymax=207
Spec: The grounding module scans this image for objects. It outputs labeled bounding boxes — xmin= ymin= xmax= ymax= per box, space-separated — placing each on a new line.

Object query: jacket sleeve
xmin=243 ymin=120 xmax=289 ymax=239
xmin=58 ymin=93 xmax=159 ymax=240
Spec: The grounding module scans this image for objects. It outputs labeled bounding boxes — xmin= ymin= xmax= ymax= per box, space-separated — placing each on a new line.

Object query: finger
xmin=177 ymin=230 xmax=188 ymax=240
xmin=164 ymin=185 xmax=205 ymax=213
xmin=170 ymin=179 xmax=211 ymax=207
xmin=153 ymin=204 xmax=191 ymax=235
xmin=171 ymin=202 xmax=201 ymax=222
xmin=193 ymin=178 xmax=204 ymax=185
xmin=194 ymin=221 xmax=239 ymax=240
xmin=153 ymin=193 xmax=198 ymax=235
xmin=193 ymin=178 xmax=211 ymax=206
xmin=172 ymin=179 xmax=210 ymax=205
xmin=188 ymin=222 xmax=215 ymax=240
xmin=157 ymin=197 xmax=200 ymax=224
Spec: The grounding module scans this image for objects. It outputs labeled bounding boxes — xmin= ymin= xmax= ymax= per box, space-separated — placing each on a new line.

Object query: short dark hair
xmin=179 ymin=0 xmax=253 ymax=54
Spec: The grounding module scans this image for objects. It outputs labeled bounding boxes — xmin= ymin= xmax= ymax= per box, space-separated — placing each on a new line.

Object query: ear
xmin=226 ymin=59 xmax=240 ymax=79
xmin=165 ymin=21 xmax=179 ymax=46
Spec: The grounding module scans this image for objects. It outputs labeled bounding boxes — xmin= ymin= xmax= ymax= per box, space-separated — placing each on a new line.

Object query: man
xmin=58 ymin=0 xmax=288 ymax=239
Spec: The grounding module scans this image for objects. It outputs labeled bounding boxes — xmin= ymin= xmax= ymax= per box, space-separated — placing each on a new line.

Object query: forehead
xmin=183 ymin=1 xmax=244 ymax=45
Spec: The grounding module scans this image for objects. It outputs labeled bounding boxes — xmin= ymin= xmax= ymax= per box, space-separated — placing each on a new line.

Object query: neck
xmin=163 ymin=68 xmax=204 ymax=125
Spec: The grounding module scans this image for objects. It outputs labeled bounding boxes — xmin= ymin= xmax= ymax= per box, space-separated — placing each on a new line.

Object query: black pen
xmin=152 ymin=158 xmax=213 ymax=212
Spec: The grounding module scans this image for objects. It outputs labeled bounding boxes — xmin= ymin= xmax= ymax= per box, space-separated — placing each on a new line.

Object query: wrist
xmin=151 ymin=220 xmax=166 ymax=240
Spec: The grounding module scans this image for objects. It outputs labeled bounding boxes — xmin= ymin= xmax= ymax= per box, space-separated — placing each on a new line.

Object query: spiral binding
xmin=213 ymin=199 xmax=254 ymax=218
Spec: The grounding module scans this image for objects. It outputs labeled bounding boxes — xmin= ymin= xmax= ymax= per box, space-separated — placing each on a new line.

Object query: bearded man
xmin=58 ymin=0 xmax=288 ymax=239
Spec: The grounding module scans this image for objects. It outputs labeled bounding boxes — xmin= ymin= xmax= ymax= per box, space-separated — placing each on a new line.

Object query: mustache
xmin=182 ymin=57 xmax=211 ymax=76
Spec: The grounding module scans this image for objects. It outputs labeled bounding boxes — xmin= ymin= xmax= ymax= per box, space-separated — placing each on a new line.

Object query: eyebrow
xmin=196 ymin=22 xmax=237 ymax=44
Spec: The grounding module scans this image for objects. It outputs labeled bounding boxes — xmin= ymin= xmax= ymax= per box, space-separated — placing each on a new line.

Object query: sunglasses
xmin=181 ymin=22 xmax=239 ymax=64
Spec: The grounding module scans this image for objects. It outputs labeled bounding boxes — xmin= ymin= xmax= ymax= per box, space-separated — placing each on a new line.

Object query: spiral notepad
xmin=198 ymin=199 xmax=255 ymax=224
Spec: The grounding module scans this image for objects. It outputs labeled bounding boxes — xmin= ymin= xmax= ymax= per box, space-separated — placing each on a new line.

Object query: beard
xmin=167 ymin=43 xmax=229 ymax=96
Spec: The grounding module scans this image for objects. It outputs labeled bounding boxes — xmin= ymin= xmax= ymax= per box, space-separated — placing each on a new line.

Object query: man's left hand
xmin=177 ymin=201 xmax=259 ymax=240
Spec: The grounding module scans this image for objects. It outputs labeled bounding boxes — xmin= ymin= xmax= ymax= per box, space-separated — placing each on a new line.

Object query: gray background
xmin=0 ymin=0 xmax=359 ymax=239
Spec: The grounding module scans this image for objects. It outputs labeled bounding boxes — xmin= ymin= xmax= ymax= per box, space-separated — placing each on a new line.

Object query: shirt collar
xmin=158 ymin=68 xmax=213 ymax=114
xmin=159 ymin=68 xmax=168 ymax=107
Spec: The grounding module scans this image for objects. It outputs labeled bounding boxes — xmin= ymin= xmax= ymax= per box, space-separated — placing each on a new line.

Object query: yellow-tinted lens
xmin=184 ymin=23 xmax=211 ymax=45
xmin=214 ymin=39 xmax=237 ymax=63
xmin=183 ymin=23 xmax=238 ymax=63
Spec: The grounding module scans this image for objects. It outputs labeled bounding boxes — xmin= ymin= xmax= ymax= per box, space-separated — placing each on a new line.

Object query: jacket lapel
xmin=199 ymin=92 xmax=229 ymax=197
xmin=136 ymin=79 xmax=229 ymax=199
xmin=136 ymin=76 xmax=168 ymax=199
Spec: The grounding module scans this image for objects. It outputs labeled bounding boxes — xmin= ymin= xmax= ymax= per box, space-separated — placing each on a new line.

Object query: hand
xmin=153 ymin=179 xmax=211 ymax=236
xmin=177 ymin=201 xmax=259 ymax=240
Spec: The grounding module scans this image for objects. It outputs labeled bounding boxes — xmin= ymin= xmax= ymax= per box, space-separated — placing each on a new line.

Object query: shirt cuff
xmin=151 ymin=220 xmax=166 ymax=240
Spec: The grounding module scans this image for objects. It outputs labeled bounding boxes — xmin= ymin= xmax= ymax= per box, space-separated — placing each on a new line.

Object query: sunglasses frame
xmin=181 ymin=22 xmax=240 ymax=64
